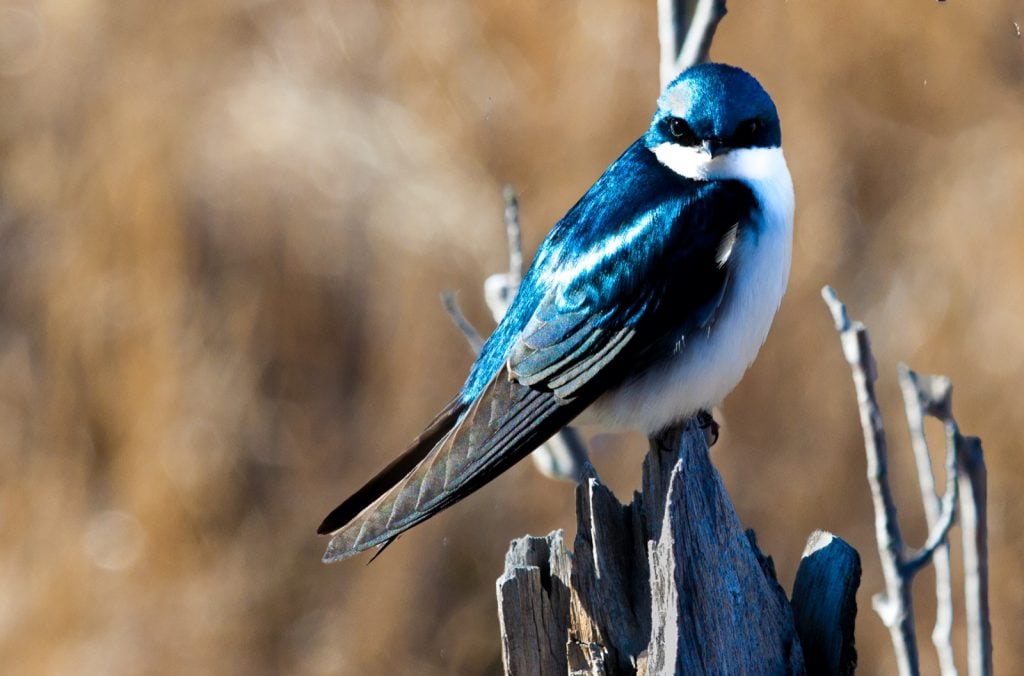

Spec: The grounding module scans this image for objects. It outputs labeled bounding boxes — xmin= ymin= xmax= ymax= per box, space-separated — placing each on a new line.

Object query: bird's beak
xmin=701 ymin=139 xmax=726 ymax=158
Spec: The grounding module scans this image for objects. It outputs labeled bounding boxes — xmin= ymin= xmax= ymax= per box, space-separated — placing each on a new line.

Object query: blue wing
xmin=319 ymin=139 xmax=757 ymax=560
xmin=464 ymin=139 xmax=756 ymax=402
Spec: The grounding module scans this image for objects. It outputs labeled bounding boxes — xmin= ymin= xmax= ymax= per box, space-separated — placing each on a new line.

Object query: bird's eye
xmin=667 ymin=118 xmax=698 ymax=145
xmin=735 ymin=118 xmax=762 ymax=145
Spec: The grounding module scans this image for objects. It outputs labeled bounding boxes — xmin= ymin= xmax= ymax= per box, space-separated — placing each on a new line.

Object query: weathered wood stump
xmin=791 ymin=530 xmax=861 ymax=674
xmin=497 ymin=419 xmax=860 ymax=675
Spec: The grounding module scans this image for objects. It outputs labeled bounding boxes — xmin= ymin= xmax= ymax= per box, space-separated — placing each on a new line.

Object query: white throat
xmin=652 ymin=143 xmax=787 ymax=184
xmin=580 ymin=142 xmax=794 ymax=433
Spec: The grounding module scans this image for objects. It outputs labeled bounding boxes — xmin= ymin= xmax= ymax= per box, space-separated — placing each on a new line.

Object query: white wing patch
xmin=716 ymin=223 xmax=738 ymax=268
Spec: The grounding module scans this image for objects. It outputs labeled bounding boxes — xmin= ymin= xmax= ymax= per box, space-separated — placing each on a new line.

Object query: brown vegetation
xmin=0 ymin=1 xmax=1020 ymax=673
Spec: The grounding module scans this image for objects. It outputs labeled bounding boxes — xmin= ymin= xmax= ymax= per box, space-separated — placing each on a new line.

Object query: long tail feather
xmin=320 ymin=367 xmax=588 ymax=562
xmin=317 ymin=397 xmax=466 ymax=535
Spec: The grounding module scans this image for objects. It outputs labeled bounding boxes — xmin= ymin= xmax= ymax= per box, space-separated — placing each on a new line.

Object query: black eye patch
xmin=732 ymin=118 xmax=763 ymax=147
xmin=666 ymin=117 xmax=699 ymax=146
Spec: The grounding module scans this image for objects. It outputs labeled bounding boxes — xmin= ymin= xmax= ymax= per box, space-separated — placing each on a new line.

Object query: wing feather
xmin=316 ymin=397 xmax=466 ymax=535
xmin=322 ymin=367 xmax=587 ymax=562
xmin=319 ymin=148 xmax=760 ymax=562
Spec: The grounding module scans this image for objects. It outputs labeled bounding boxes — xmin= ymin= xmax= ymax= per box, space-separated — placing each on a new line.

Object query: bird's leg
xmin=696 ymin=409 xmax=720 ymax=447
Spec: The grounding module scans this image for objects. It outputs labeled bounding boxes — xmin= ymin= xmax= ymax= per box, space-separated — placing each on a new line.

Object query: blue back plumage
xmin=462 ymin=141 xmax=754 ymax=401
xmin=462 ymin=140 xmax=663 ymax=399
xmin=460 ymin=63 xmax=770 ymax=403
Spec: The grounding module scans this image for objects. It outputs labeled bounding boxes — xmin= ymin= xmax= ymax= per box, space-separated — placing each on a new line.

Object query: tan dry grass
xmin=0 ymin=0 xmax=1021 ymax=673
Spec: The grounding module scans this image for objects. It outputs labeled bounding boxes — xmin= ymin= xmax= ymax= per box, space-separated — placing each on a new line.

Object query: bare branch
xmin=658 ymin=0 xmax=728 ymax=88
xmin=657 ymin=0 xmax=686 ymax=88
xmin=958 ymin=436 xmax=992 ymax=676
xmin=896 ymin=366 xmax=960 ymax=578
xmin=677 ymin=0 xmax=727 ymax=72
xmin=528 ymin=425 xmax=589 ymax=483
xmin=502 ymin=185 xmax=523 ymax=290
xmin=826 ymin=286 xmax=994 ymax=676
xmin=442 ymin=291 xmax=485 ymax=353
xmin=822 ymin=285 xmax=919 ymax=675
xmin=901 ymin=419 xmax=958 ymax=576
xmin=446 ymin=186 xmax=588 ymax=483
xmin=484 ymin=186 xmax=524 ymax=324
xmin=898 ymin=365 xmax=957 ymax=675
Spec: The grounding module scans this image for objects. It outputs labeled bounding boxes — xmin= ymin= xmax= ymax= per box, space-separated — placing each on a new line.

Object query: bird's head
xmin=646 ymin=63 xmax=782 ymax=182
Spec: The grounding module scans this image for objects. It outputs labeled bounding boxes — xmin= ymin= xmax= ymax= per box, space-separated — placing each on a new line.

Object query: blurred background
xmin=0 ymin=0 xmax=1020 ymax=673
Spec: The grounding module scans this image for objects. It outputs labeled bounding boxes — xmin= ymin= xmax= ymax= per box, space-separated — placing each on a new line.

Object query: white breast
xmin=581 ymin=145 xmax=794 ymax=434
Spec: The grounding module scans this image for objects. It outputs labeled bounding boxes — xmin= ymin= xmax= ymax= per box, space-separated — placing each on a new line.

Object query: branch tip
xmin=441 ymin=291 xmax=485 ymax=354
xmin=821 ymin=285 xmax=851 ymax=332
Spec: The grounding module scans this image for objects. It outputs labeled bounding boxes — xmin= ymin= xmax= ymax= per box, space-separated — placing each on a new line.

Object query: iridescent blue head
xmin=646 ymin=63 xmax=781 ymax=158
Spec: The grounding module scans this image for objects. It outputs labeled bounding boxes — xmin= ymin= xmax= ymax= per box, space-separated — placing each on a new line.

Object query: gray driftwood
xmin=497 ymin=532 xmax=573 ymax=676
xmin=497 ymin=420 xmax=864 ymax=675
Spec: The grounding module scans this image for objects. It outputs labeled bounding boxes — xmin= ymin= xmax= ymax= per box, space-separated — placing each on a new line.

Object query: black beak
xmin=701 ymin=139 xmax=726 ymax=158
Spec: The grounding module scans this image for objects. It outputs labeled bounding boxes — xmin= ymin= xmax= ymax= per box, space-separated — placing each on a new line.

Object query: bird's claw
xmin=697 ymin=409 xmax=720 ymax=447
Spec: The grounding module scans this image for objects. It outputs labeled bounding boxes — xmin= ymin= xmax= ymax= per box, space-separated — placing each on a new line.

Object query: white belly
xmin=582 ymin=148 xmax=794 ymax=434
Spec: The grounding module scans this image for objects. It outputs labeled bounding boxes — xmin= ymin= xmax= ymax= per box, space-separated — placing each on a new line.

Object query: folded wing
xmin=319 ymin=168 xmax=753 ymax=562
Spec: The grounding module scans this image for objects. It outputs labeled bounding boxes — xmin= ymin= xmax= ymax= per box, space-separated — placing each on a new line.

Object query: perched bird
xmin=319 ymin=63 xmax=794 ymax=562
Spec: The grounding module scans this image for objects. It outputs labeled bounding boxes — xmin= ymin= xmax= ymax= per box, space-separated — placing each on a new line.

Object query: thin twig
xmin=958 ymin=435 xmax=992 ymax=676
xmin=484 ymin=186 xmax=524 ymax=322
xmin=822 ymin=286 xmax=919 ymax=675
xmin=901 ymin=420 xmax=958 ymax=576
xmin=446 ymin=187 xmax=588 ymax=482
xmin=657 ymin=0 xmax=687 ymax=89
xmin=896 ymin=369 xmax=960 ymax=577
xmin=677 ymin=0 xmax=727 ymax=73
xmin=441 ymin=291 xmax=485 ymax=354
xmin=898 ymin=366 xmax=990 ymax=675
xmin=898 ymin=366 xmax=958 ymax=676
xmin=658 ymin=0 xmax=727 ymax=88
xmin=826 ymin=286 xmax=993 ymax=676
xmin=503 ymin=185 xmax=523 ymax=291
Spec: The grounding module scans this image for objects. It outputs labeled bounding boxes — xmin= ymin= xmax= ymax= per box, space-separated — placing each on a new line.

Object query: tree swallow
xmin=318 ymin=63 xmax=794 ymax=562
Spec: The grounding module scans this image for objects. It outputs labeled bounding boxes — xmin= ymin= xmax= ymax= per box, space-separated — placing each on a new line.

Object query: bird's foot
xmin=696 ymin=409 xmax=720 ymax=447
